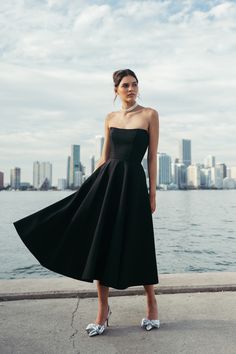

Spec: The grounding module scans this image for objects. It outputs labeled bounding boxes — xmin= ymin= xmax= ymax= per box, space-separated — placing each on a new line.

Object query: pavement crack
xmin=69 ymin=295 xmax=80 ymax=354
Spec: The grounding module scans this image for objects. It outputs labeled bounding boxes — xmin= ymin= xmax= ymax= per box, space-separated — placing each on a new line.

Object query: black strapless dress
xmin=13 ymin=127 xmax=159 ymax=290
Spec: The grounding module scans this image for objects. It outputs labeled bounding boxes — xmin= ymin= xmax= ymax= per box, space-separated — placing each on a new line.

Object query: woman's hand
xmin=149 ymin=193 xmax=156 ymax=213
xmin=94 ymin=159 xmax=106 ymax=172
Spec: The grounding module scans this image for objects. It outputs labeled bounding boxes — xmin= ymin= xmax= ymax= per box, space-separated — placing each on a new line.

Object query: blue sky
xmin=0 ymin=0 xmax=235 ymax=184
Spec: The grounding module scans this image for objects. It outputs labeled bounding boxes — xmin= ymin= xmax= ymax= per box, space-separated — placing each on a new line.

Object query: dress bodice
xmin=109 ymin=127 xmax=149 ymax=164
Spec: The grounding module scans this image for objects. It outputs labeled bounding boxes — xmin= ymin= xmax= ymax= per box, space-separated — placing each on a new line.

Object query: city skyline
xmin=1 ymin=1 xmax=236 ymax=183
xmin=1 ymin=135 xmax=235 ymax=188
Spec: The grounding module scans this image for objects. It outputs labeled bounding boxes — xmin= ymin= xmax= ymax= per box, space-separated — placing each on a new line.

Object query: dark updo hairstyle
xmin=113 ymin=69 xmax=139 ymax=102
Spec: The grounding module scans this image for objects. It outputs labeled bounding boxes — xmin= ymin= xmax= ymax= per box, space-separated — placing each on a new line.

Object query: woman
xmin=13 ymin=68 xmax=160 ymax=337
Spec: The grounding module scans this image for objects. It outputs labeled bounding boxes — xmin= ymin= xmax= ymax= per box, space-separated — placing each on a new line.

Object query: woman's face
xmin=116 ymin=75 xmax=138 ymax=102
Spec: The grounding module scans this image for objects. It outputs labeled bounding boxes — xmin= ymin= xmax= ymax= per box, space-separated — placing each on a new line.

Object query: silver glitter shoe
xmin=141 ymin=318 xmax=160 ymax=331
xmin=85 ymin=304 xmax=112 ymax=337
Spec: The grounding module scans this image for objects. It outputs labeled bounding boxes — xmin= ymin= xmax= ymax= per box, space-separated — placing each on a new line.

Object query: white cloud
xmin=0 ymin=0 xmax=235 ymax=184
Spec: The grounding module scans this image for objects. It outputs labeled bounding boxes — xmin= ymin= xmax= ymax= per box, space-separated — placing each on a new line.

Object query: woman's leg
xmin=95 ymin=280 xmax=110 ymax=324
xmin=143 ymin=284 xmax=158 ymax=320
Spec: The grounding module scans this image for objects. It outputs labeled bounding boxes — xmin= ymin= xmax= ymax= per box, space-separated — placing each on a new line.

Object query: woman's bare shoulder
xmin=105 ymin=111 xmax=119 ymax=126
xmin=142 ymin=106 xmax=159 ymax=115
xmin=141 ymin=107 xmax=159 ymax=132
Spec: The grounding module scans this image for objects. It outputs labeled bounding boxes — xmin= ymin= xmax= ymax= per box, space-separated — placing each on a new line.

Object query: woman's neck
xmin=121 ymin=101 xmax=138 ymax=112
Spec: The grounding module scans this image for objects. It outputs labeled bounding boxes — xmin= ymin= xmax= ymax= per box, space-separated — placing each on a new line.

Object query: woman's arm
xmin=94 ymin=114 xmax=111 ymax=170
xmin=147 ymin=109 xmax=159 ymax=212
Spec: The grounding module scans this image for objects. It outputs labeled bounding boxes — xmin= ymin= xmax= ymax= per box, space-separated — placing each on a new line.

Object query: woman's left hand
xmin=149 ymin=193 xmax=156 ymax=213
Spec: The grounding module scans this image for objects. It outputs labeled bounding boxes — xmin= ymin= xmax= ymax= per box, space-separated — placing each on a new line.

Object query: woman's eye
xmin=122 ymin=83 xmax=137 ymax=88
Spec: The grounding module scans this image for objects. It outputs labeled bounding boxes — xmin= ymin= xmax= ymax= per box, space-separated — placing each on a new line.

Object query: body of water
xmin=0 ymin=190 xmax=235 ymax=279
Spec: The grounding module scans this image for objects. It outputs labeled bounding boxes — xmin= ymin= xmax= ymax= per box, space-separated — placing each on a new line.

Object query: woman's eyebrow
xmin=122 ymin=81 xmax=137 ymax=84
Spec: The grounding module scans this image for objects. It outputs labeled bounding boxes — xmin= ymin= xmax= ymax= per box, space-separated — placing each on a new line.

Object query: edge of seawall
xmin=1 ymin=271 xmax=236 ymax=301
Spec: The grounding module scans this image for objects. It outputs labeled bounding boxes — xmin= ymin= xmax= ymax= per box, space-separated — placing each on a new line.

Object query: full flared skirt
xmin=13 ymin=159 xmax=159 ymax=290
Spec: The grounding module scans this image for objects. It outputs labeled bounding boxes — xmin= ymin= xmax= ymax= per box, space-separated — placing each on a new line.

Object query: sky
xmin=0 ymin=0 xmax=236 ymax=185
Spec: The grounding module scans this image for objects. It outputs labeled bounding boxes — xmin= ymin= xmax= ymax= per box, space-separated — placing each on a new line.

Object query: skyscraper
xmin=187 ymin=164 xmax=201 ymax=188
xmin=67 ymin=145 xmax=83 ymax=188
xmin=66 ymin=156 xmax=71 ymax=188
xmin=179 ymin=139 xmax=191 ymax=167
xmin=58 ymin=178 xmax=67 ymax=190
xmin=204 ymin=155 xmax=216 ymax=168
xmin=33 ymin=161 xmax=40 ymax=188
xmin=10 ymin=167 xmax=21 ymax=189
xmin=200 ymin=168 xmax=211 ymax=188
xmin=211 ymin=164 xmax=224 ymax=189
xmin=157 ymin=153 xmax=172 ymax=185
xmin=33 ymin=161 xmax=52 ymax=189
xmin=173 ymin=163 xmax=187 ymax=189
xmin=90 ymin=155 xmax=95 ymax=174
xmin=72 ymin=145 xmax=80 ymax=183
xmin=230 ymin=166 xmax=236 ymax=179
xmin=94 ymin=135 xmax=104 ymax=165
xmin=0 ymin=171 xmax=4 ymax=189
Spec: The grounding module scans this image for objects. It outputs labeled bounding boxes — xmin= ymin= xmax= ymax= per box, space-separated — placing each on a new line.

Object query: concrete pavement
xmin=0 ymin=272 xmax=236 ymax=354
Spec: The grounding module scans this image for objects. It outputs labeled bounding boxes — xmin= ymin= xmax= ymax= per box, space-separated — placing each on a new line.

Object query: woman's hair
xmin=113 ymin=69 xmax=138 ymax=87
xmin=113 ymin=69 xmax=139 ymax=102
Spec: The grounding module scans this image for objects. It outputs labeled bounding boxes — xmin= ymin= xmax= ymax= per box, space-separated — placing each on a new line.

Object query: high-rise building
xmin=33 ymin=161 xmax=52 ymax=189
xmin=10 ymin=167 xmax=21 ymax=189
xmin=223 ymin=177 xmax=236 ymax=189
xmin=172 ymin=163 xmax=187 ymax=189
xmin=90 ymin=155 xmax=95 ymax=174
xmin=71 ymin=145 xmax=80 ymax=184
xmin=74 ymin=170 xmax=83 ymax=187
xmin=187 ymin=164 xmax=201 ymax=188
xmin=58 ymin=178 xmax=67 ymax=190
xmin=67 ymin=145 xmax=84 ymax=188
xmin=0 ymin=171 xmax=4 ymax=189
xmin=200 ymin=168 xmax=211 ymax=188
xmin=94 ymin=135 xmax=104 ymax=165
xmin=226 ymin=167 xmax=231 ymax=178
xmin=204 ymin=155 xmax=215 ymax=168
xmin=157 ymin=153 xmax=171 ymax=186
xmin=179 ymin=139 xmax=191 ymax=167
xmin=216 ymin=163 xmax=227 ymax=179
xmin=229 ymin=166 xmax=236 ymax=179
xmin=66 ymin=156 xmax=71 ymax=188
xmin=33 ymin=161 xmax=40 ymax=188
xmin=210 ymin=165 xmax=224 ymax=189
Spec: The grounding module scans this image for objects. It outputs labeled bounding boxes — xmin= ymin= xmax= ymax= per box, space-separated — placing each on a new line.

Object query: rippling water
xmin=0 ymin=190 xmax=235 ymax=279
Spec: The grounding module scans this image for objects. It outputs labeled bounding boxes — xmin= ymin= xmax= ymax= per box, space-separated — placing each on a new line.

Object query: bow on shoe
xmin=141 ymin=318 xmax=160 ymax=331
xmin=85 ymin=323 xmax=105 ymax=337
